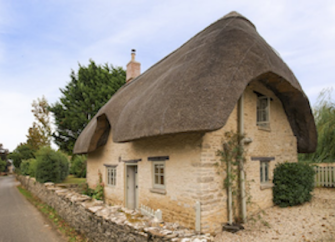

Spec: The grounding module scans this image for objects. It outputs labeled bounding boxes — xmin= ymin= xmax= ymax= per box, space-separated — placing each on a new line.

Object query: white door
xmin=126 ymin=165 xmax=138 ymax=209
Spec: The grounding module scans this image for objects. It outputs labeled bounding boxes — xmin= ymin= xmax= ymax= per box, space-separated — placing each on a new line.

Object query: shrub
xmin=35 ymin=147 xmax=69 ymax=183
xmin=20 ymin=158 xmax=37 ymax=177
xmin=0 ymin=159 xmax=6 ymax=172
xmin=70 ymin=155 xmax=87 ymax=178
xmin=20 ymin=160 xmax=30 ymax=175
xmin=273 ymin=162 xmax=315 ymax=207
xmin=82 ymin=170 xmax=104 ymax=200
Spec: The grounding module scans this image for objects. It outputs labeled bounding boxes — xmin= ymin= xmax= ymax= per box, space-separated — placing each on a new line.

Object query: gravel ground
xmin=214 ymin=188 xmax=335 ymax=242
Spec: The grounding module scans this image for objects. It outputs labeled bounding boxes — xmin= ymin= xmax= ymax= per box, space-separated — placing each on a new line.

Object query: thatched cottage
xmin=74 ymin=12 xmax=317 ymax=233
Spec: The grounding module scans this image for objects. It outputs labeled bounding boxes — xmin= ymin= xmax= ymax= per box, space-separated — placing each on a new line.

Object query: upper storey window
xmin=257 ymin=95 xmax=270 ymax=129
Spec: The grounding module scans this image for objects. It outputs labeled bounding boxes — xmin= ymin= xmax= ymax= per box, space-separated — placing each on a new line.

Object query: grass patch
xmin=62 ymin=175 xmax=86 ymax=184
xmin=17 ymin=185 xmax=87 ymax=242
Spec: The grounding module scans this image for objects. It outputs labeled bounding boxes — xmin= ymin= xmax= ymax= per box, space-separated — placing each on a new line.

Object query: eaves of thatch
xmin=73 ymin=11 xmax=317 ymax=154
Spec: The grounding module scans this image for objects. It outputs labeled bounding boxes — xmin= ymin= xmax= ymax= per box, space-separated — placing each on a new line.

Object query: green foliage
xmin=216 ymin=131 xmax=247 ymax=222
xmin=49 ymin=60 xmax=126 ymax=154
xmin=299 ymin=88 xmax=335 ymax=163
xmin=35 ymin=147 xmax=69 ymax=183
xmin=0 ymin=159 xmax=6 ymax=172
xmin=70 ymin=155 xmax=87 ymax=178
xmin=273 ymin=162 xmax=315 ymax=207
xmin=20 ymin=160 xmax=30 ymax=175
xmin=20 ymin=158 xmax=37 ymax=177
xmin=26 ymin=96 xmax=52 ymax=150
xmin=8 ymin=143 xmax=35 ymax=169
xmin=82 ymin=170 xmax=104 ymax=200
xmin=216 ymin=131 xmax=244 ymax=189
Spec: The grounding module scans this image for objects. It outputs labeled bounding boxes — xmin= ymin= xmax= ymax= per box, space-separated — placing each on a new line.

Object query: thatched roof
xmin=74 ymin=11 xmax=317 ymax=154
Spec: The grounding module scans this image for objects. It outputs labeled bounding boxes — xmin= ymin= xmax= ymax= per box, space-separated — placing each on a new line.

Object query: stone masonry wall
xmin=17 ymin=175 xmax=213 ymax=242
xmin=198 ymin=80 xmax=298 ymax=233
xmin=87 ymin=132 xmax=205 ymax=231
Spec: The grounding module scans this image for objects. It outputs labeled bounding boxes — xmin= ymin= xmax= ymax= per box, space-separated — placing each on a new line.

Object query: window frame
xmin=260 ymin=160 xmax=270 ymax=184
xmin=257 ymin=95 xmax=270 ymax=129
xmin=152 ymin=161 xmax=165 ymax=190
xmin=106 ymin=166 xmax=117 ymax=187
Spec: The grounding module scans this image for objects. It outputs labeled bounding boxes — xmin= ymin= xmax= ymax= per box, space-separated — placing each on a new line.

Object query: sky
xmin=0 ymin=1 xmax=334 ymax=152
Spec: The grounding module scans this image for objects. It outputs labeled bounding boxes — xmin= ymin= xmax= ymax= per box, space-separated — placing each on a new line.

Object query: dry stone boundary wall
xmin=17 ymin=175 xmax=212 ymax=242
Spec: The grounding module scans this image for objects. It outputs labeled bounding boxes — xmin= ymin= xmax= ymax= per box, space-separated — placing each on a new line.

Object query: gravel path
xmin=215 ymin=188 xmax=335 ymax=242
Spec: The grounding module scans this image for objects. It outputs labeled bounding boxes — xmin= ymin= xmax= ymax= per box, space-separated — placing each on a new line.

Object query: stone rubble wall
xmin=17 ymin=175 xmax=213 ymax=242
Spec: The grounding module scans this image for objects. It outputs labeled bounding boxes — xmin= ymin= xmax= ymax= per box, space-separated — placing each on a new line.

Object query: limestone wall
xmin=87 ymin=132 xmax=205 ymax=230
xmin=198 ymin=80 xmax=298 ymax=232
xmin=17 ymin=175 xmax=212 ymax=242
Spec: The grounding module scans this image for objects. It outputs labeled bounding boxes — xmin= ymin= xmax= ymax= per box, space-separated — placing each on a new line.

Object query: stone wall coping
xmin=17 ymin=175 xmax=214 ymax=241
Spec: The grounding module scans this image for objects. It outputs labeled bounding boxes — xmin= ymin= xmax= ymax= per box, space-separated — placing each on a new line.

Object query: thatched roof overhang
xmin=73 ymin=12 xmax=317 ymax=154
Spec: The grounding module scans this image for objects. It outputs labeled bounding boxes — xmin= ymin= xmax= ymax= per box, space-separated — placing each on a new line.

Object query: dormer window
xmin=257 ymin=95 xmax=270 ymax=129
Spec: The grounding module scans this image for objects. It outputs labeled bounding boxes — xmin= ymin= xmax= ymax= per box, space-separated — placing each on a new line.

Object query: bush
xmin=70 ymin=155 xmax=87 ymax=178
xmin=20 ymin=160 xmax=30 ymax=175
xmin=0 ymin=159 xmax=6 ymax=172
xmin=20 ymin=158 xmax=37 ymax=177
xmin=273 ymin=162 xmax=315 ymax=207
xmin=35 ymin=147 xmax=69 ymax=183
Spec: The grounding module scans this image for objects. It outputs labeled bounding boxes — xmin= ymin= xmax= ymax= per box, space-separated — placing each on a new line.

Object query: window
xmin=107 ymin=166 xmax=117 ymax=186
xmin=257 ymin=96 xmax=270 ymax=128
xmin=260 ymin=161 xmax=269 ymax=184
xmin=153 ymin=161 xmax=165 ymax=189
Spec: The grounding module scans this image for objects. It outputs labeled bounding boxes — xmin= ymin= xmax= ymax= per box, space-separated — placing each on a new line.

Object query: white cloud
xmin=0 ymin=91 xmax=34 ymax=151
xmin=0 ymin=0 xmax=334 ymax=150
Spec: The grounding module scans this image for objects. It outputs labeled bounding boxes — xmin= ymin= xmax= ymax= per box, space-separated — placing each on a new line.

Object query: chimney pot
xmin=126 ymin=49 xmax=141 ymax=83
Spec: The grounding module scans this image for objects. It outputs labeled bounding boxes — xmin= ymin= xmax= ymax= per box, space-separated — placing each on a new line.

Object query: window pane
xmin=155 ymin=165 xmax=159 ymax=173
xmin=160 ymin=175 xmax=164 ymax=185
xmin=160 ymin=167 xmax=164 ymax=174
xmin=155 ymin=175 xmax=159 ymax=184
xmin=265 ymin=162 xmax=268 ymax=182
xmin=260 ymin=162 xmax=263 ymax=182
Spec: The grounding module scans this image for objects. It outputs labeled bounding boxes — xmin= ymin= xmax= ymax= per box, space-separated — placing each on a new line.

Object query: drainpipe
xmin=238 ymin=93 xmax=247 ymax=223
xmin=227 ymin=149 xmax=233 ymax=225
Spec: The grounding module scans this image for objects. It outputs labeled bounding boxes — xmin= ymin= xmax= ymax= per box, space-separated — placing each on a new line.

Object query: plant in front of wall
xmin=82 ymin=170 xmax=104 ymax=201
xmin=93 ymin=170 xmax=104 ymax=201
xmin=216 ymin=131 xmax=269 ymax=228
xmin=216 ymin=131 xmax=244 ymax=223
xmin=273 ymin=162 xmax=315 ymax=207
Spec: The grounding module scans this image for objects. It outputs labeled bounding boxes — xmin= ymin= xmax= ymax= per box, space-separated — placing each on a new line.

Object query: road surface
xmin=0 ymin=175 xmax=65 ymax=242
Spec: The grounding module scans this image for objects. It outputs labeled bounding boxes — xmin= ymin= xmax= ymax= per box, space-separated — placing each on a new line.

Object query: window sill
xmin=106 ymin=185 xmax=116 ymax=188
xmin=257 ymin=125 xmax=271 ymax=132
xmin=150 ymin=188 xmax=166 ymax=195
xmin=260 ymin=183 xmax=274 ymax=190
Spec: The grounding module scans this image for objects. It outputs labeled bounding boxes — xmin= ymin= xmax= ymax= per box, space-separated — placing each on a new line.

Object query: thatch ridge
xmin=73 ymin=11 xmax=317 ymax=154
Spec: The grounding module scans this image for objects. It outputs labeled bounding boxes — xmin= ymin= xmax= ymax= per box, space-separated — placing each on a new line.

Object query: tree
xmin=49 ymin=60 xmax=126 ymax=153
xmin=299 ymin=88 xmax=335 ymax=163
xmin=26 ymin=96 xmax=52 ymax=150
xmin=35 ymin=147 xmax=69 ymax=183
xmin=8 ymin=143 xmax=35 ymax=169
xmin=0 ymin=144 xmax=9 ymax=172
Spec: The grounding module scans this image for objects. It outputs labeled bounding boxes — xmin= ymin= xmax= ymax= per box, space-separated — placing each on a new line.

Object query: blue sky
xmin=1 ymin=0 xmax=334 ymax=151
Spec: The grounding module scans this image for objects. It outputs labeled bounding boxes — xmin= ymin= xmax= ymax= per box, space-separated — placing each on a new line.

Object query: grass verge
xmin=17 ymin=185 xmax=87 ymax=242
xmin=62 ymin=175 xmax=86 ymax=184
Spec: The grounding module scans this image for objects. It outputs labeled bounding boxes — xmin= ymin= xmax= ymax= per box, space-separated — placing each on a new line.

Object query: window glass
xmin=107 ymin=167 xmax=117 ymax=186
xmin=260 ymin=161 xmax=269 ymax=183
xmin=257 ymin=96 xmax=270 ymax=128
xmin=153 ymin=162 xmax=165 ymax=189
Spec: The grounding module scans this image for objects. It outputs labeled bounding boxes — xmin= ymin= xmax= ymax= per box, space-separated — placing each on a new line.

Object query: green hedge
xmin=273 ymin=162 xmax=315 ymax=207
xmin=70 ymin=155 xmax=87 ymax=178
xmin=20 ymin=158 xmax=37 ymax=177
xmin=35 ymin=147 xmax=69 ymax=183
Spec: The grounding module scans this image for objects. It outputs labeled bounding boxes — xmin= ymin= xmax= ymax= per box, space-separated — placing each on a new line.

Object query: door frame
xmin=124 ymin=163 xmax=139 ymax=210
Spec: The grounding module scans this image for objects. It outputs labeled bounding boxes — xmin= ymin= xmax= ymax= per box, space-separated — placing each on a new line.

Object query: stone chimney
xmin=126 ymin=49 xmax=141 ymax=83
